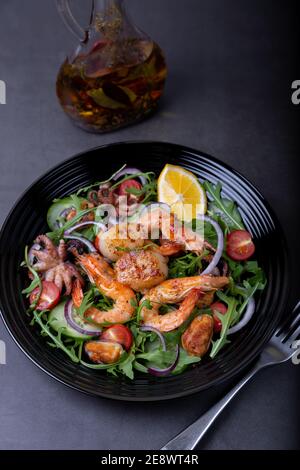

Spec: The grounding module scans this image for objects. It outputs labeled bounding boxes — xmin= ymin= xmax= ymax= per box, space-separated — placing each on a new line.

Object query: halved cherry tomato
xmin=118 ymin=179 xmax=142 ymax=198
xmin=211 ymin=301 xmax=228 ymax=333
xmin=226 ymin=230 xmax=255 ymax=261
xmin=30 ymin=281 xmax=61 ymax=311
xmin=101 ymin=324 xmax=133 ymax=351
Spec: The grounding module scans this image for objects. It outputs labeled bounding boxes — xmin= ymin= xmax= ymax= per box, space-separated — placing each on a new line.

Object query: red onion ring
xmin=140 ymin=325 xmax=167 ymax=351
xmin=65 ymin=221 xmax=107 ymax=235
xmin=64 ymin=234 xmax=97 ymax=252
xmin=227 ymin=297 xmax=255 ymax=335
xmin=147 ymin=344 xmax=180 ymax=377
xmin=197 ymin=215 xmax=224 ymax=275
xmin=64 ymin=300 xmax=102 ymax=336
xmin=112 ymin=166 xmax=147 ymax=185
xmin=59 ymin=207 xmax=73 ymax=219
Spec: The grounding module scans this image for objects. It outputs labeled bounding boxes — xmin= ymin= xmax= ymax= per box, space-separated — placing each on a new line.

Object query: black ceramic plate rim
xmin=0 ymin=141 xmax=290 ymax=401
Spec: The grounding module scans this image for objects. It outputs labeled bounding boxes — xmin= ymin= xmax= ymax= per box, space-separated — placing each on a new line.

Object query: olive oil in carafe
xmin=57 ymin=39 xmax=167 ymax=133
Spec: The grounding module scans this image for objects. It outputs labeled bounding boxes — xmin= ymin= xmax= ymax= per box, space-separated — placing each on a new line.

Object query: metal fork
xmin=161 ymin=301 xmax=300 ymax=450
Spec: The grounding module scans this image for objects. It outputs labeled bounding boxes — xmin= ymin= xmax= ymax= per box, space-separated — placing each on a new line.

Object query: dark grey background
xmin=0 ymin=0 xmax=299 ymax=450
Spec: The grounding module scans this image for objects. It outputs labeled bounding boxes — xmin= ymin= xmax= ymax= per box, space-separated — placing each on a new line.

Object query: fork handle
xmin=161 ymin=361 xmax=264 ymax=450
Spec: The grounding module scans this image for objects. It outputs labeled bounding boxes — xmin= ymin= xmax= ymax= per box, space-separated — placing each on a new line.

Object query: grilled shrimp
xmin=140 ymin=275 xmax=229 ymax=332
xmin=136 ymin=207 xmax=213 ymax=254
xmin=72 ymin=252 xmax=136 ymax=325
xmin=96 ymin=207 xmax=212 ymax=262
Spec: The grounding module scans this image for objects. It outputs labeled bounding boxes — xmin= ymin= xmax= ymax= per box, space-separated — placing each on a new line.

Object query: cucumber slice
xmin=47 ymin=197 xmax=85 ymax=231
xmin=48 ymin=301 xmax=98 ymax=340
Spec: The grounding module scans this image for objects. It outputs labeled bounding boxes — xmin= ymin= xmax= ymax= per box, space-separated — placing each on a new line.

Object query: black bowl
xmin=0 ymin=142 xmax=289 ymax=401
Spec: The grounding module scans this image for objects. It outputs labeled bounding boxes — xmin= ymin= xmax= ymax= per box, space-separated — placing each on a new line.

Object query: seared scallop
xmin=115 ymin=249 xmax=168 ymax=292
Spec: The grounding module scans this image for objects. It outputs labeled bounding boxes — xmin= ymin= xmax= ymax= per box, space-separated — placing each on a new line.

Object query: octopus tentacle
xmin=58 ymin=240 xmax=67 ymax=261
xmin=45 ymin=269 xmax=55 ymax=282
xmin=29 ymin=235 xmax=84 ymax=294
xmin=65 ymin=262 xmax=84 ymax=285
xmin=62 ymin=270 xmax=73 ymax=296
xmin=54 ymin=272 xmax=63 ymax=292
xmin=33 ymin=262 xmax=49 ymax=272
xmin=35 ymin=235 xmax=58 ymax=259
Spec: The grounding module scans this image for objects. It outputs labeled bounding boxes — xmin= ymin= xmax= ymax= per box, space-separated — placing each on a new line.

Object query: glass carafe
xmin=56 ymin=0 xmax=167 ymax=133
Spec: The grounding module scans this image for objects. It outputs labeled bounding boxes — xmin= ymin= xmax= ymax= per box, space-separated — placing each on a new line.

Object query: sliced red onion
xmin=140 ymin=326 xmax=167 ymax=351
xmin=64 ymin=300 xmax=102 ymax=336
xmin=112 ymin=166 xmax=147 ymax=185
xmin=59 ymin=207 xmax=73 ymax=219
xmin=148 ymin=344 xmax=180 ymax=377
xmin=64 ymin=234 xmax=97 ymax=252
xmin=65 ymin=221 xmax=107 ymax=235
xmin=227 ymin=297 xmax=255 ymax=335
xmin=197 ymin=215 xmax=224 ymax=275
xmin=28 ymin=243 xmax=41 ymax=265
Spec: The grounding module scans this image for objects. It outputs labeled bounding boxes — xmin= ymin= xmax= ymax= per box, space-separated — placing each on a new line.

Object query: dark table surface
xmin=0 ymin=0 xmax=299 ymax=450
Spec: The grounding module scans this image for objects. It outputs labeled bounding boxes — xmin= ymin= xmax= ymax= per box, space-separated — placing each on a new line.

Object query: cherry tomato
xmin=30 ymin=281 xmax=61 ymax=311
xmin=226 ymin=230 xmax=255 ymax=261
xmin=118 ymin=179 xmax=142 ymax=198
xmin=211 ymin=302 xmax=228 ymax=333
xmin=101 ymin=324 xmax=133 ymax=351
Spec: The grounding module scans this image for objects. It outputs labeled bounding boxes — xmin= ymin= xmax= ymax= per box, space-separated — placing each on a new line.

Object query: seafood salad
xmin=22 ymin=164 xmax=266 ymax=379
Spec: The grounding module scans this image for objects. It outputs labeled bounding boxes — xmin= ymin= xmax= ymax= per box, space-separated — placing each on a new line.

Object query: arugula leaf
xmin=70 ymin=194 xmax=83 ymax=214
xmin=133 ymin=361 xmax=148 ymax=373
xmin=188 ymin=219 xmax=218 ymax=248
xmin=136 ymin=348 xmax=177 ymax=368
xmin=75 ymin=289 xmax=94 ymax=318
xmin=168 ymin=252 xmax=208 ymax=279
xmin=210 ymin=293 xmax=238 ymax=358
xmin=76 ymin=164 xmax=127 ymax=196
xmin=135 ymin=298 xmax=152 ymax=324
xmin=21 ymin=246 xmax=42 ymax=308
xmin=33 ymin=310 xmax=80 ymax=363
xmin=93 ymin=288 xmax=114 ymax=311
xmin=116 ymin=352 xmax=135 ymax=380
xmin=233 ymin=281 xmax=259 ymax=325
xmin=47 ymin=206 xmax=97 ymax=243
xmin=22 ymin=276 xmax=40 ymax=295
xmin=172 ymin=348 xmax=200 ymax=375
xmin=111 ymin=171 xmax=157 ymax=204
xmin=204 ymin=181 xmax=245 ymax=231
xmin=224 ymin=255 xmax=266 ymax=290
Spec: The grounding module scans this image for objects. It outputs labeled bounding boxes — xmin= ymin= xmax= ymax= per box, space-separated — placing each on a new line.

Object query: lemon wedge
xmin=157 ymin=164 xmax=207 ymax=221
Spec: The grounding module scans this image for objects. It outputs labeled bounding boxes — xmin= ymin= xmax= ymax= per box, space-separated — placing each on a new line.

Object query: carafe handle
xmin=56 ymin=0 xmax=89 ymax=43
